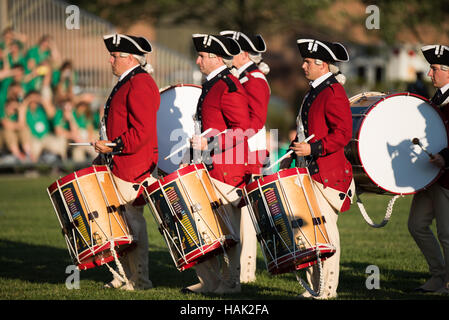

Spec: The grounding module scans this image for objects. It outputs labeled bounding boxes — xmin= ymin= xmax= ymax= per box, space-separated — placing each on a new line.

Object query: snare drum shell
xmin=245 ymin=167 xmax=335 ymax=274
xmin=48 ymin=166 xmax=133 ymax=270
xmin=144 ymin=163 xmax=237 ymax=271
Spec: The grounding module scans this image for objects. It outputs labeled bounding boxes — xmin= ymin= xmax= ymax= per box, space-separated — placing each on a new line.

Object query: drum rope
xmin=108 ymin=239 xmax=130 ymax=287
xmin=356 ymin=192 xmax=402 ymax=228
xmin=105 ymin=262 xmax=125 ymax=283
xmin=295 ymin=249 xmax=324 ymax=298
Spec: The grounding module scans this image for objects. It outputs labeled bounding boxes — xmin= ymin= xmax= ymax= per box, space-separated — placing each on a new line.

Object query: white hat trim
xmin=193 ymin=33 xmax=236 ymax=56
xmin=422 ymin=44 xmax=449 ymax=58
xmin=220 ymin=30 xmax=266 ymax=53
xmin=297 ymin=39 xmax=348 ymax=62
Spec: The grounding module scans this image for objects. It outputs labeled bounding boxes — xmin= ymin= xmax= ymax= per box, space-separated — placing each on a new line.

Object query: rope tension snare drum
xmin=143 ymin=163 xmax=238 ymax=271
xmin=47 ymin=165 xmax=134 ymax=270
xmin=244 ymin=167 xmax=335 ymax=275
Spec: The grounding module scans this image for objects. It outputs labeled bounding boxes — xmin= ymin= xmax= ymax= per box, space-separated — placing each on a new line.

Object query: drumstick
xmin=69 ymin=142 xmax=117 ymax=147
xmin=266 ymin=134 xmax=316 ymax=171
xmin=164 ymin=128 xmax=213 ymax=160
xmin=412 ymin=138 xmax=434 ymax=159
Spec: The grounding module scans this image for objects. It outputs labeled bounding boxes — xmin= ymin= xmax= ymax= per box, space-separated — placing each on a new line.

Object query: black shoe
xmin=180 ymin=287 xmax=195 ymax=294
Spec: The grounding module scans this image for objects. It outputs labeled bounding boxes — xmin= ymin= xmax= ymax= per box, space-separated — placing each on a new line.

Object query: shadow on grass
xmin=339 ymin=261 xmax=448 ymax=300
xmin=4 ymin=238 xmax=443 ymax=300
xmin=0 ymin=239 xmax=192 ymax=288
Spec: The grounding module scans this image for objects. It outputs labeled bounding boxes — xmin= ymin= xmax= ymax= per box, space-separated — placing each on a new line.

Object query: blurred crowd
xmin=0 ymin=27 xmax=102 ymax=166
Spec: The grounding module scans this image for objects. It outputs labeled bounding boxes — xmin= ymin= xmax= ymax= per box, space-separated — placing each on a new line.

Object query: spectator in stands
xmin=24 ymin=90 xmax=66 ymax=162
xmin=25 ymin=35 xmax=60 ymax=95
xmin=52 ymin=60 xmax=76 ymax=105
xmin=53 ymin=98 xmax=96 ymax=163
xmin=6 ymin=40 xmax=27 ymax=71
xmin=0 ymin=27 xmax=27 ymax=53
xmin=1 ymin=65 xmax=23 ymax=118
xmin=72 ymin=100 xmax=97 ymax=162
xmin=26 ymin=35 xmax=60 ymax=69
xmin=1 ymin=98 xmax=31 ymax=162
xmin=6 ymin=81 xmax=25 ymax=102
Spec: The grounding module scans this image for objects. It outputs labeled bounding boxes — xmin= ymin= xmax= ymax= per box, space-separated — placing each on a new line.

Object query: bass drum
xmin=157 ymin=84 xmax=202 ymax=174
xmin=345 ymin=92 xmax=448 ymax=195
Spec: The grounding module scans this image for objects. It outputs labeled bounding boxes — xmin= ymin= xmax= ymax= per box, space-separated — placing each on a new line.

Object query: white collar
xmin=310 ymin=72 xmax=333 ymax=88
xmin=439 ymin=82 xmax=449 ymax=94
xmin=237 ymin=61 xmax=255 ymax=76
xmin=118 ymin=64 xmax=139 ymax=82
xmin=206 ymin=65 xmax=227 ymax=81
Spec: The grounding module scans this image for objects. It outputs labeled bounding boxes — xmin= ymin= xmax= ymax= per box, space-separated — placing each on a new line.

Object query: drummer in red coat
xmin=93 ymin=33 xmax=160 ymax=291
xmin=220 ymin=30 xmax=271 ymax=284
xmin=181 ymin=34 xmax=252 ymax=294
xmin=280 ymin=38 xmax=354 ymax=299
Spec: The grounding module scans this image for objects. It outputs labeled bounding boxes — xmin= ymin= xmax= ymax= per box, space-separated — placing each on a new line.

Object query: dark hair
xmin=5 ymin=98 xmax=19 ymax=105
xmin=38 ymin=35 xmax=51 ymax=45
xmin=24 ymin=90 xmax=41 ymax=99
xmin=11 ymin=64 xmax=24 ymax=71
xmin=60 ymin=60 xmax=72 ymax=70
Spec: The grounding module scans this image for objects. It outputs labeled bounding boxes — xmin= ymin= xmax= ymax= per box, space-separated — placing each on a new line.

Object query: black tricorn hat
xmin=296 ymin=39 xmax=349 ymax=63
xmin=103 ymin=33 xmax=152 ymax=55
xmin=192 ymin=34 xmax=241 ymax=58
xmin=421 ymin=45 xmax=449 ymax=66
xmin=219 ymin=30 xmax=266 ymax=54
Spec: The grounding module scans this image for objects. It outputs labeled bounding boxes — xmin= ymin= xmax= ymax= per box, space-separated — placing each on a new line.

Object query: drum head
xmin=357 ymin=93 xmax=447 ymax=194
xmin=157 ymin=84 xmax=201 ymax=174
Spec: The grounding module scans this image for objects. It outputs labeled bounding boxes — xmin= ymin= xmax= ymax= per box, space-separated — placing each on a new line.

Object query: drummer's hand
xmin=291 ymin=141 xmax=311 ymax=157
xmin=429 ymin=153 xmax=445 ymax=169
xmin=179 ymin=163 xmax=189 ymax=169
xmin=190 ymin=135 xmax=208 ymax=151
xmin=93 ymin=140 xmax=113 ymax=154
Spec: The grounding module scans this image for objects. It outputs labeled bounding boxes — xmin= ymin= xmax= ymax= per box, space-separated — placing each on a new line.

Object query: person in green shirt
xmin=53 ymin=99 xmax=96 ymax=162
xmin=0 ymin=27 xmax=26 ymax=53
xmin=25 ymin=35 xmax=60 ymax=94
xmin=0 ymin=64 xmax=37 ymax=116
xmin=1 ymin=98 xmax=31 ymax=161
xmin=25 ymin=35 xmax=51 ymax=68
xmin=24 ymin=90 xmax=66 ymax=162
xmin=7 ymin=40 xmax=27 ymax=71
xmin=52 ymin=60 xmax=77 ymax=104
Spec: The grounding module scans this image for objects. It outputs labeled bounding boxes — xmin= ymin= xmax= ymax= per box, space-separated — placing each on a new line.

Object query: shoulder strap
xmin=221 ymin=73 xmax=237 ymax=93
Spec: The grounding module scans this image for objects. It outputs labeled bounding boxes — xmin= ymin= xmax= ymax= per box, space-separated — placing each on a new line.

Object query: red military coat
xmin=105 ymin=67 xmax=160 ymax=183
xmin=297 ymin=74 xmax=353 ymax=211
xmin=199 ymin=68 xmax=252 ymax=187
xmin=240 ymin=63 xmax=270 ymax=174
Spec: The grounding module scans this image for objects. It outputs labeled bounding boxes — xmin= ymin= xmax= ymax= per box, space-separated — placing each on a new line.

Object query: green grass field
xmin=0 ymin=173 xmax=447 ymax=302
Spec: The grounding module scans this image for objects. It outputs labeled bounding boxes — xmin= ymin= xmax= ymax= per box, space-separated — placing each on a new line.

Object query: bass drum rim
xmin=349 ymin=91 xmax=446 ymax=195
xmin=157 ymin=83 xmax=202 ymax=174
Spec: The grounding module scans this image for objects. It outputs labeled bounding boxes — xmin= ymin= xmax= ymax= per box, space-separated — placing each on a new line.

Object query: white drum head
xmin=357 ymin=94 xmax=447 ymax=194
xmin=157 ymin=84 xmax=201 ymax=174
